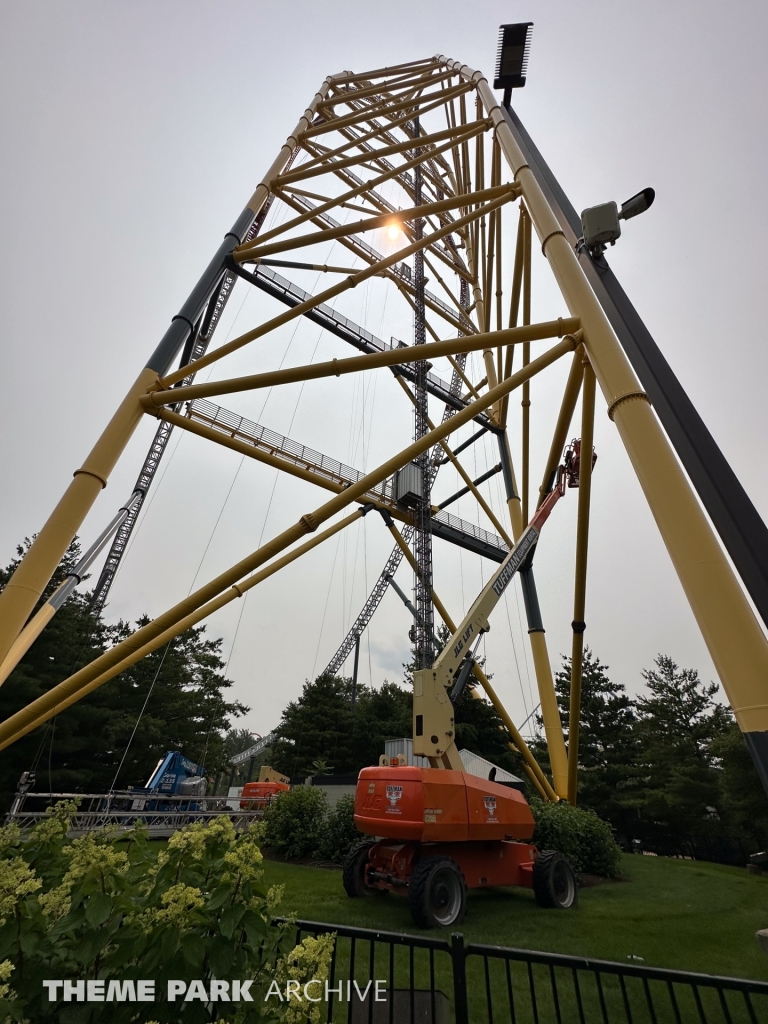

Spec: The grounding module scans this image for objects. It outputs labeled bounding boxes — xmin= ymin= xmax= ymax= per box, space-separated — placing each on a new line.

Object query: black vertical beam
xmin=412 ymin=114 xmax=435 ymax=670
xmin=450 ymin=933 xmax=470 ymax=1024
xmin=351 ymin=633 xmax=360 ymax=707
xmin=91 ymin=182 xmax=288 ymax=612
xmin=500 ymin=100 xmax=768 ymax=633
xmin=497 ymin=433 xmax=546 ymax=634
xmin=499 ymin=98 xmax=768 ymax=790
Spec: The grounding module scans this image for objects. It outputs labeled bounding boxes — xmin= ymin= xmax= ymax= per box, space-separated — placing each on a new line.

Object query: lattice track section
xmin=324 ymin=533 xmax=413 ymax=676
xmin=247 ymin=263 xmax=490 ymax=425
xmin=284 ymin=194 xmax=474 ymax=335
xmin=184 ymin=399 xmax=507 ymax=560
xmin=412 ymin=118 xmax=435 ymax=671
xmin=90 ymin=175 xmax=290 ymax=611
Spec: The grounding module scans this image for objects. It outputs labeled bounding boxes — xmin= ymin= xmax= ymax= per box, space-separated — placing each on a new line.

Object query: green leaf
xmin=72 ymin=928 xmax=107 ymax=964
xmin=219 ymin=903 xmax=246 ymax=939
xmin=104 ymin=932 xmax=138 ymax=970
xmin=154 ymin=861 xmax=175 ymax=888
xmin=60 ymin=1003 xmax=92 ymax=1024
xmin=243 ymin=909 xmax=268 ymax=947
xmin=0 ymin=920 xmax=17 ymax=959
xmin=208 ymin=936 xmax=235 ymax=976
xmin=205 ymin=882 xmax=232 ymax=911
xmin=182 ymin=931 xmax=206 ymax=967
xmin=160 ymin=925 xmax=179 ymax=960
xmin=85 ymin=892 xmax=112 ymax=927
xmin=19 ymin=927 xmax=41 ymax=957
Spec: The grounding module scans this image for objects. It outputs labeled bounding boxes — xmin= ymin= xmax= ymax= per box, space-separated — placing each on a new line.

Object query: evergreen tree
xmin=223 ymin=727 xmax=258 ymax=760
xmin=630 ymin=655 xmax=732 ymax=836
xmin=544 ymin=648 xmax=639 ymax=829
xmin=0 ymin=538 xmax=247 ymax=806
xmin=268 ymin=641 xmax=525 ymax=781
xmin=268 ymin=673 xmax=412 ymax=778
xmin=711 ymin=723 xmax=768 ymax=840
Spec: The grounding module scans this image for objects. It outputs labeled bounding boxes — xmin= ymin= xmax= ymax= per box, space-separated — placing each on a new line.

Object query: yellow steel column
xmin=528 ymin=632 xmax=568 ymax=796
xmin=497 ymin=429 xmax=569 ymax=799
xmin=536 ymin=349 xmax=584 ymax=510
xmin=444 ymin=59 xmax=768 ymax=754
xmin=0 ymin=368 xmax=155 ymax=664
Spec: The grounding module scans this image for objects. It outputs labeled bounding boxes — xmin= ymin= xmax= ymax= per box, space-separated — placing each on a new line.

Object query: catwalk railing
xmin=5 ymin=793 xmax=267 ymax=840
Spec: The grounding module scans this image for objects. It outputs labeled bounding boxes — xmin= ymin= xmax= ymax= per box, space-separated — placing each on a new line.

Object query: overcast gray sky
xmin=2 ymin=0 xmax=767 ymax=744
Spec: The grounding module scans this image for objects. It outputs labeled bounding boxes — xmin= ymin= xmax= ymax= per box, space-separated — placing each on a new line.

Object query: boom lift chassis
xmin=345 ymin=446 xmax=591 ymax=927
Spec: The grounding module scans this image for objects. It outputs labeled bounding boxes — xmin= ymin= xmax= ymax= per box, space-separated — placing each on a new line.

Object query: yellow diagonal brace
xmin=159 ymin=193 xmax=518 ymax=389
xmin=236 ymin=181 xmax=506 ymax=261
xmin=302 ymin=80 xmax=473 ymax=140
xmin=319 ymin=68 xmax=456 ymax=110
xmin=275 ymin=119 xmax=489 ymax=187
xmin=0 ymin=337 xmax=578 ymax=751
xmin=330 ymin=58 xmax=441 ymax=87
xmin=144 ymin=318 xmax=579 ymax=408
xmin=258 ymin=121 xmax=485 ymax=248
xmin=0 ymin=510 xmax=364 ymax=753
xmin=385 ymin=521 xmax=558 ymax=802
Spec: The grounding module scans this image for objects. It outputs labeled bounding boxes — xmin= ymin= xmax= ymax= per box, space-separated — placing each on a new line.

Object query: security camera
xmin=579 ymin=188 xmax=655 ymax=256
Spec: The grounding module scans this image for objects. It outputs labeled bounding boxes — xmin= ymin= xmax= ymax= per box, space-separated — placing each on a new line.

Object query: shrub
xmin=263 ymin=785 xmax=328 ymax=859
xmin=532 ymin=799 xmax=623 ymax=877
xmin=0 ymin=800 xmax=298 ymax=1022
xmin=318 ymin=795 xmax=360 ymax=863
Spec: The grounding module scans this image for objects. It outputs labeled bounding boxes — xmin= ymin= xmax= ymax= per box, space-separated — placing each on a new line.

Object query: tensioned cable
xmin=311 ymin=530 xmax=343 ymax=681
xmin=220 ymin=238 xmax=350 ymax=680
xmin=489 ymin=468 xmax=532 ymax=725
xmin=106 ymin=201 xmax=305 ymax=783
xmin=34 ymin=197 xmax=304 ymax=786
xmin=108 ymin=642 xmax=173 ymax=793
xmin=112 ymin=193 xmax=288 ymax=587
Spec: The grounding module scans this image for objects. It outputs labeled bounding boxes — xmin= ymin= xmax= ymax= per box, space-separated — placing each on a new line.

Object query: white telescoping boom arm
xmin=412 ymin=464 xmax=573 ymax=769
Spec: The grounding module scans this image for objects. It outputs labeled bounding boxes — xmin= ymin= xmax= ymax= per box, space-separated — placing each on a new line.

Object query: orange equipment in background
xmin=239 ymin=765 xmax=290 ymax=810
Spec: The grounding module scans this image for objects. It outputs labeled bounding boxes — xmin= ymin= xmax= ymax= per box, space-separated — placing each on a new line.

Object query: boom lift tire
xmin=533 ymin=850 xmax=578 ymax=909
xmin=408 ymin=856 xmax=467 ymax=928
xmin=342 ymin=840 xmax=380 ymax=898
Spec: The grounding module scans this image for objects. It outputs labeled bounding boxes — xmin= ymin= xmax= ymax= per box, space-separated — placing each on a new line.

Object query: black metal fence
xmin=624 ymin=833 xmax=766 ymax=868
xmin=289 ymin=919 xmax=768 ymax=1024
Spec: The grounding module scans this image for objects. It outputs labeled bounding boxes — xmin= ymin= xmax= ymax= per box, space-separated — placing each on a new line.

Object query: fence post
xmin=450 ymin=932 xmax=469 ymax=1024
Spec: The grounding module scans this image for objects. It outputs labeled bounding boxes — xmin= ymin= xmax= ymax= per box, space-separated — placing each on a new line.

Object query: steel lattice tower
xmin=4 ymin=48 xmax=768 ymax=800
xmin=411 ymin=116 xmax=434 ymax=671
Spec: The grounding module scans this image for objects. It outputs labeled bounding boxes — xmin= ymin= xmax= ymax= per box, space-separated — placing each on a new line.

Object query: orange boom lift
xmin=344 ymin=445 xmax=592 ymax=927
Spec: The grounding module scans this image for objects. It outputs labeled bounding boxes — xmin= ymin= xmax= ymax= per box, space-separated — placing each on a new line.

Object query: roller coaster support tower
xmin=1 ymin=43 xmax=768 ymax=801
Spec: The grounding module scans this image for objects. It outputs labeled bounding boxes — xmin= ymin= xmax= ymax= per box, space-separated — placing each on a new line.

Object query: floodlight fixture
xmin=580 ymin=187 xmax=655 ymax=256
xmin=619 ymin=187 xmax=655 ymax=222
xmin=494 ymin=22 xmax=533 ymax=104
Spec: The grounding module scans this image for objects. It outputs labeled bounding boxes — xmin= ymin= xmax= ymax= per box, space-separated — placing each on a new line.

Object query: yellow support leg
xmin=0 ymin=367 xmax=157 ymax=665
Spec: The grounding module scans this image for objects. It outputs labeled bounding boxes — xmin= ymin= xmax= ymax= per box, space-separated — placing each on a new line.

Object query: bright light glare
xmin=387 ymin=223 xmax=400 ymax=240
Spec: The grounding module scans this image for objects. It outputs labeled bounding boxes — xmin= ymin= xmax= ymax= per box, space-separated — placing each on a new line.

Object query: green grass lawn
xmin=263 ymin=853 xmax=768 ymax=981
